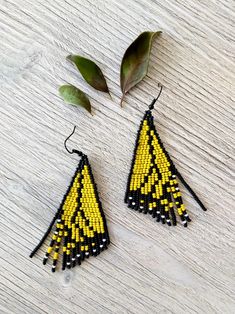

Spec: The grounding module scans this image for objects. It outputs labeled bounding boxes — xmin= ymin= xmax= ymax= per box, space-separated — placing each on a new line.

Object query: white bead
xmin=129 ymin=197 xmax=132 ymax=200
xmin=161 ymin=215 xmax=165 ymax=218
xmin=166 ymin=219 xmax=170 ymax=222
xmin=52 ymin=265 xmax=56 ymax=268
xmin=140 ymin=206 xmax=144 ymax=209
xmin=93 ymin=249 xmax=97 ymax=252
xmin=100 ymin=244 xmax=103 ymax=248
xmin=67 ymin=262 xmax=71 ymax=265
xmin=172 ymin=175 xmax=176 ymax=178
xmin=132 ymin=202 xmax=136 ymax=205
xmin=77 ymin=254 xmax=80 ymax=257
xmin=149 ymin=208 xmax=152 ymax=211
xmin=72 ymin=258 xmax=75 ymax=261
xmin=184 ymin=213 xmax=189 ymax=217
xmin=85 ymin=252 xmax=89 ymax=256
xmin=156 ymin=211 xmax=160 ymax=214
xmin=102 ymin=239 xmax=106 ymax=242
xmin=54 ymin=231 xmax=58 ymax=235
xmin=57 ymin=219 xmax=61 ymax=222
xmin=44 ymin=255 xmax=48 ymax=259
xmin=182 ymin=221 xmax=187 ymax=224
xmin=176 ymin=188 xmax=179 ymax=191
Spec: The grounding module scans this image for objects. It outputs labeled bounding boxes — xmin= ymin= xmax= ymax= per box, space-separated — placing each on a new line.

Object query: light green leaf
xmin=59 ymin=85 xmax=91 ymax=114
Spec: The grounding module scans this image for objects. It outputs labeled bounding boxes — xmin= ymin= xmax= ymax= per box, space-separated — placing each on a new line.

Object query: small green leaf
xmin=59 ymin=85 xmax=91 ymax=114
xmin=120 ymin=31 xmax=162 ymax=106
xmin=67 ymin=55 xmax=110 ymax=94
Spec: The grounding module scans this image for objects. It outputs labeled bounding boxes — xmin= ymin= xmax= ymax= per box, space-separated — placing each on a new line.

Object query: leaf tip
xmin=66 ymin=55 xmax=73 ymax=62
xmin=154 ymin=30 xmax=162 ymax=37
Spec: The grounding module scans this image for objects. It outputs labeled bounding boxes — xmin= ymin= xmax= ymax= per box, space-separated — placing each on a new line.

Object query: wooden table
xmin=0 ymin=0 xmax=234 ymax=313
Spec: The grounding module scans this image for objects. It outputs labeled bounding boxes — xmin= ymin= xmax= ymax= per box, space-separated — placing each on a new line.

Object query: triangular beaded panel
xmin=43 ymin=156 xmax=109 ymax=271
xmin=125 ymin=111 xmax=191 ymax=227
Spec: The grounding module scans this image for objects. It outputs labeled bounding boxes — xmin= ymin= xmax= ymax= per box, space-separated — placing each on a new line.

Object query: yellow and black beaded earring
xmin=30 ymin=126 xmax=109 ymax=272
xmin=125 ymin=85 xmax=207 ymax=227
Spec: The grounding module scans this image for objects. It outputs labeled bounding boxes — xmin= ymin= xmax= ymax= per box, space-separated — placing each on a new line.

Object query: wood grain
xmin=0 ymin=0 xmax=234 ymax=313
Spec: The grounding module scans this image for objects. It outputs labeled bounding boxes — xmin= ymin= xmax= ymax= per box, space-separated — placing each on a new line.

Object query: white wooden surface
xmin=0 ymin=0 xmax=234 ymax=313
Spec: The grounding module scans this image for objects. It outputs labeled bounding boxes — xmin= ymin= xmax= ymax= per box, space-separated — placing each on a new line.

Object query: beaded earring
xmin=30 ymin=126 xmax=109 ymax=272
xmin=125 ymin=85 xmax=207 ymax=227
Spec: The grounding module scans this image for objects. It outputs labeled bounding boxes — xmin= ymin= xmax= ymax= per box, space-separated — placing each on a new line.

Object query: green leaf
xmin=59 ymin=85 xmax=91 ymax=114
xmin=120 ymin=31 xmax=162 ymax=106
xmin=67 ymin=55 xmax=110 ymax=94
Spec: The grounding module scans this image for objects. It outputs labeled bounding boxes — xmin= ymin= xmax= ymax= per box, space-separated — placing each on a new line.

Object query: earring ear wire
xmin=64 ymin=125 xmax=84 ymax=156
xmin=148 ymin=83 xmax=163 ymax=110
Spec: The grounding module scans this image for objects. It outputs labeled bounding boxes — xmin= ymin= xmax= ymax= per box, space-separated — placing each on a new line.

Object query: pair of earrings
xmin=30 ymin=87 xmax=207 ymax=272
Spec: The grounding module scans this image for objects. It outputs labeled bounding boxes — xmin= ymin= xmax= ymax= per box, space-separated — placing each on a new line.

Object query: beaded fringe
xmin=125 ymin=110 xmax=192 ymax=227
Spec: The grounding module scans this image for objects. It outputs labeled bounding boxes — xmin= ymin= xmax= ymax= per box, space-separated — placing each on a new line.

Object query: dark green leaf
xmin=59 ymin=85 xmax=91 ymax=114
xmin=120 ymin=31 xmax=162 ymax=106
xmin=67 ymin=55 xmax=110 ymax=94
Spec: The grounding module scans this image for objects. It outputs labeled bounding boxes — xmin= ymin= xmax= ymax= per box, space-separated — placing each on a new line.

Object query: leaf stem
xmin=120 ymin=93 xmax=125 ymax=107
xmin=108 ymin=91 xmax=113 ymax=101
